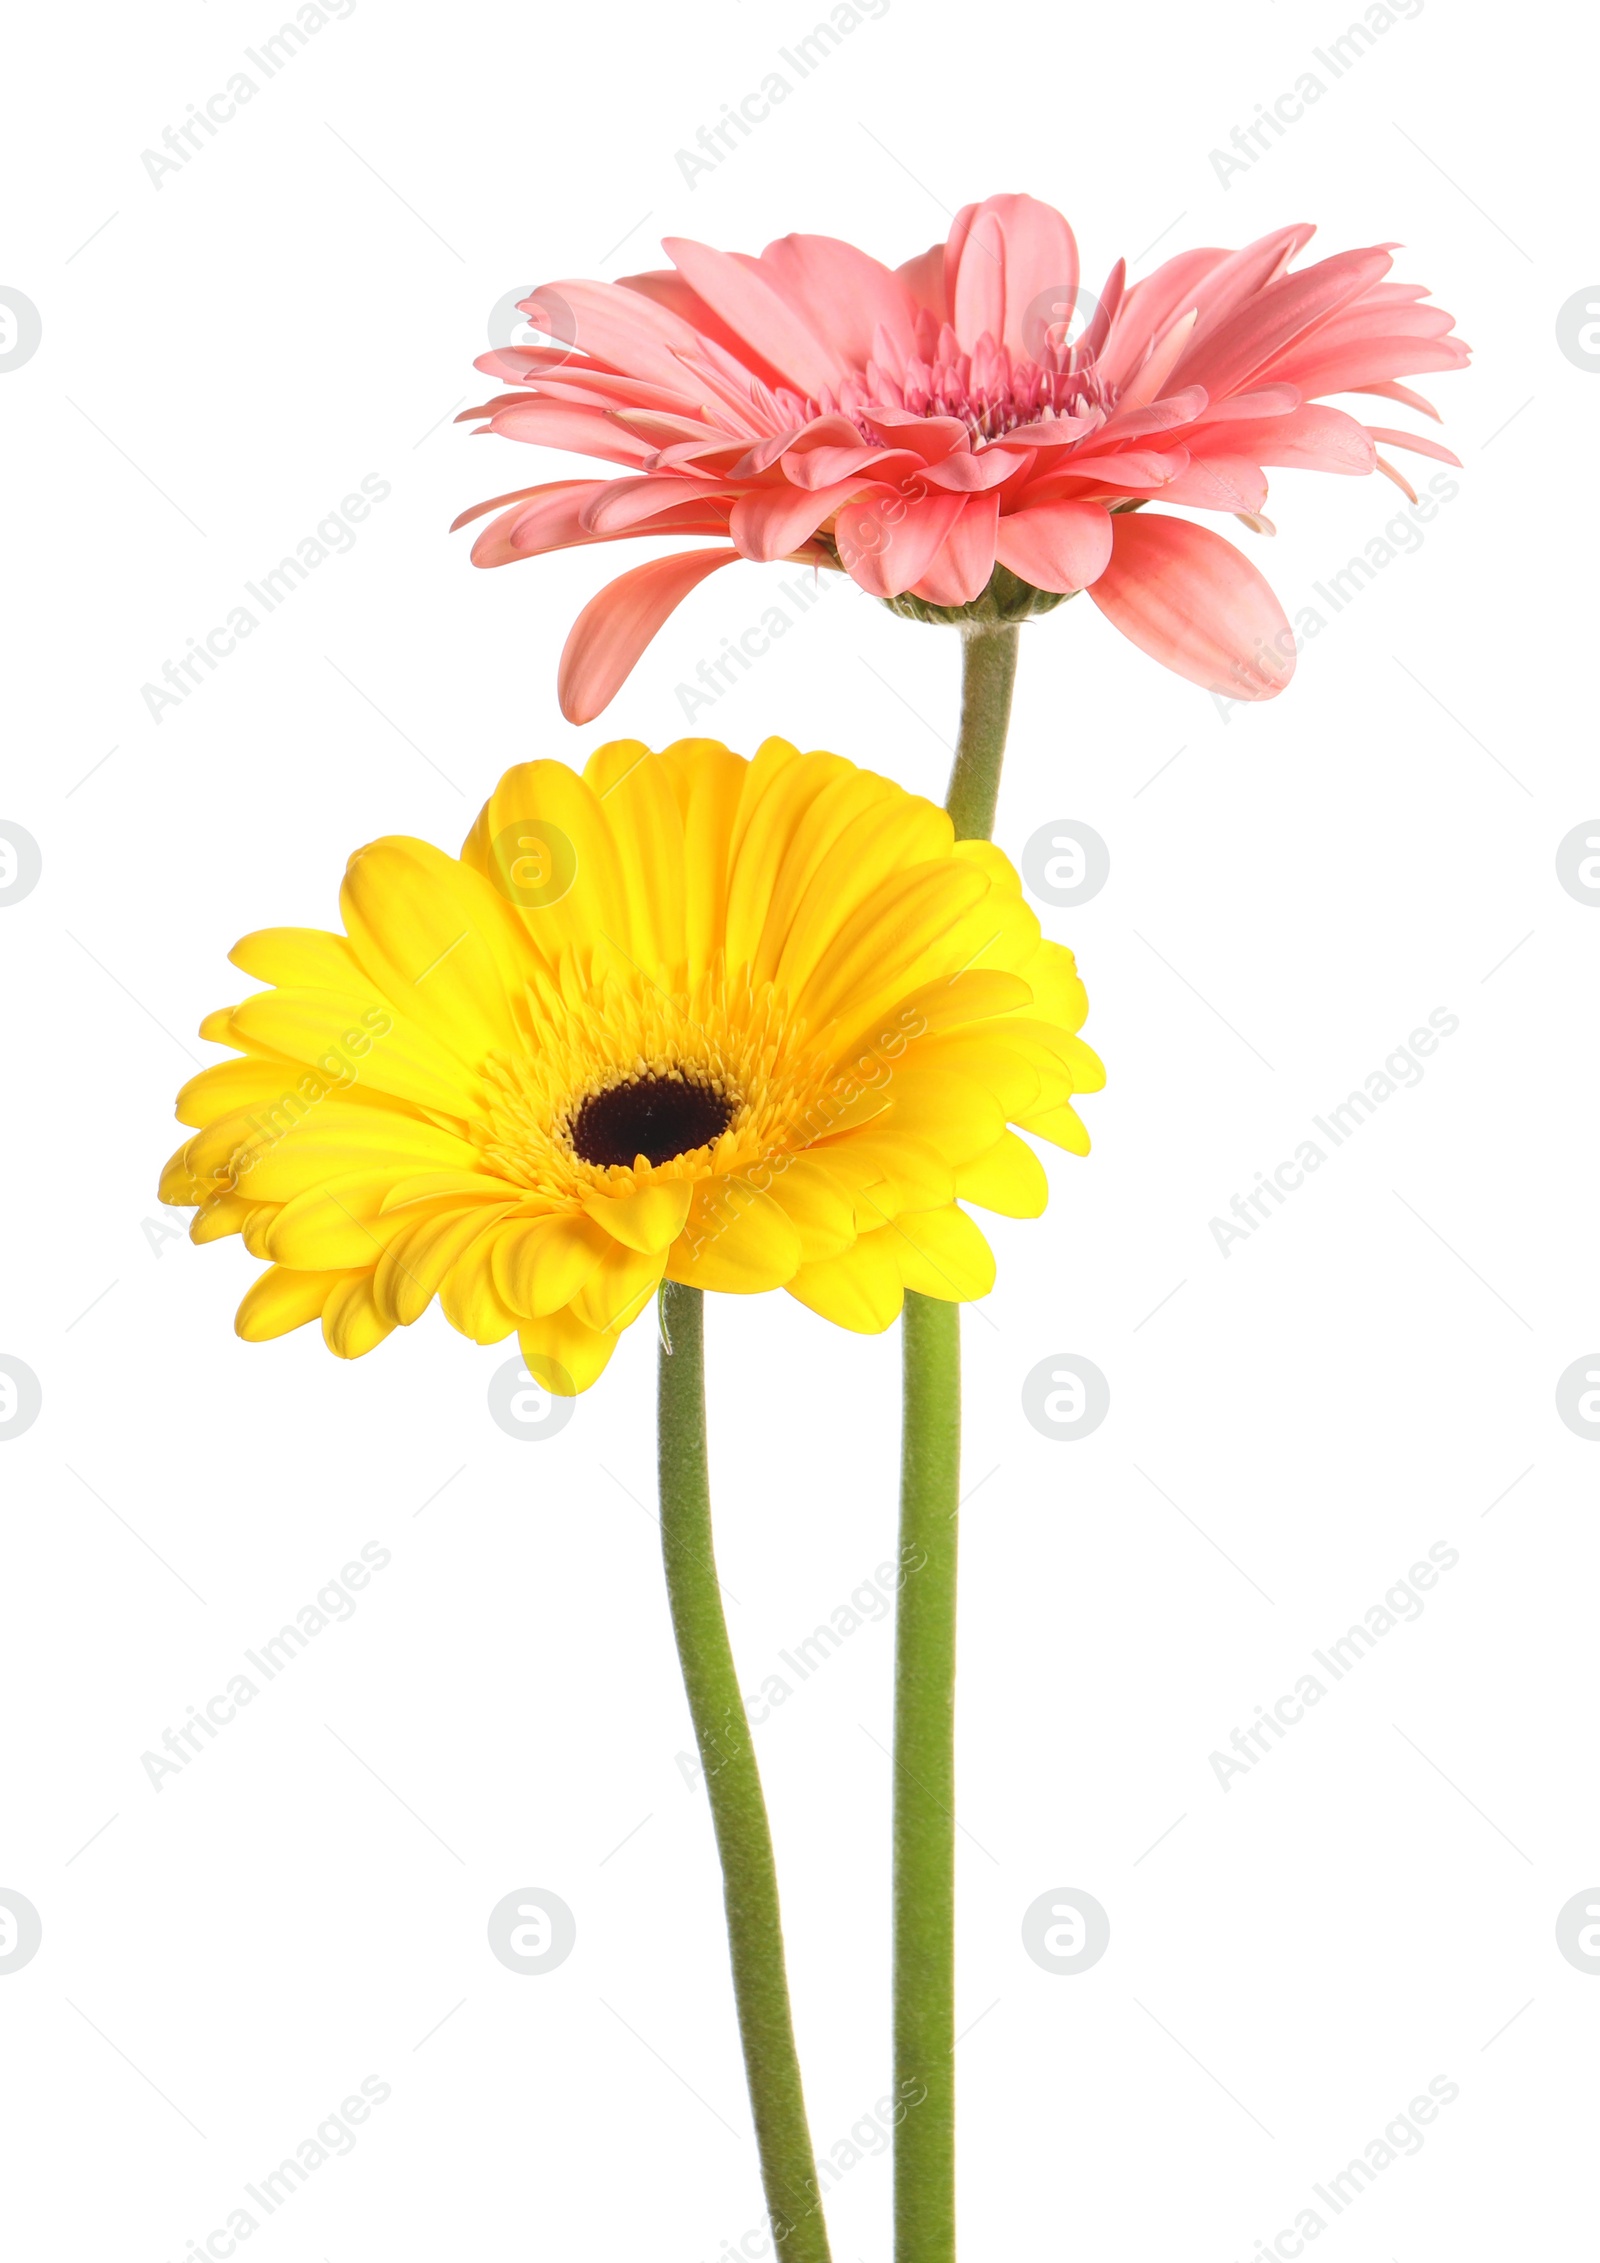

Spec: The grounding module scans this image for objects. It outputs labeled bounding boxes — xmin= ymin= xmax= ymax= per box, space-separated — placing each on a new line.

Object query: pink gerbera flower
xmin=454 ymin=195 xmax=1467 ymax=721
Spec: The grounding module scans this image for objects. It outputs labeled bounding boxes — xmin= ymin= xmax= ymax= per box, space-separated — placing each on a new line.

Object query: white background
xmin=2 ymin=1 xmax=1596 ymax=2256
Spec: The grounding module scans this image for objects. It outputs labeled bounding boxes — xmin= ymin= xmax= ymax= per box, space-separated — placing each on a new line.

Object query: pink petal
xmin=557 ymin=549 xmax=741 ymax=722
xmin=896 ymin=243 xmax=947 ymax=324
xmin=1174 ymin=247 xmax=1394 ymax=398
xmin=905 ymin=495 xmax=1001 ymax=607
xmin=1190 ymin=405 xmax=1376 ymax=476
xmin=1154 ymin=457 xmax=1270 ymax=513
xmin=471 ymin=488 xmax=731 ymax=570
xmin=1101 ymin=251 xmax=1230 ymax=388
xmin=728 ymin=419 xmax=831 ymax=478
xmin=730 ymin=479 xmax=867 ymax=562
xmin=920 ymin=446 xmax=1025 ymax=494
xmin=449 ymin=482 xmax=570 ymax=535
xmin=1181 ymin=224 xmax=1320 ymax=346
xmin=1193 ymin=385 xmax=1301 ymax=422
xmin=1074 ymin=261 xmax=1126 ymax=363
xmin=994 ymin=501 xmax=1113 ymax=593
xmin=1095 ymin=386 xmax=1210 ymax=442
xmin=1088 ymin=515 xmax=1295 ymax=699
xmin=1354 ymin=380 xmax=1443 ymax=421
xmin=464 ymin=483 xmax=605 ymax=565
xmin=989 ymin=411 xmax=1102 ymax=452
xmin=474 ymin=363 xmax=707 ymax=418
xmin=1305 ymin=300 xmax=1462 ymax=348
xmin=834 ymin=488 xmax=969 ymax=598
xmin=743 ymin=234 xmax=923 ymax=371
xmin=1057 ymin=448 xmax=1190 ymax=491
xmin=857 ymin=409 xmax=969 ymax=462
xmin=1362 ymin=425 xmax=1462 ymax=467
xmin=581 ymin=474 xmax=734 ymax=535
xmin=484 ymin=401 xmax=657 ymax=465
xmin=521 ymin=279 xmax=717 ymax=398
xmin=944 ymin=195 xmax=1081 ymax=358
xmin=786 ymin=445 xmax=926 ymax=494
xmin=663 ymin=236 xmax=848 ymax=397
xmin=1257 ymin=334 xmax=1470 ymax=397
xmin=617 ymin=266 xmax=792 ymax=390
xmin=1112 ymin=310 xmax=1201 ymax=414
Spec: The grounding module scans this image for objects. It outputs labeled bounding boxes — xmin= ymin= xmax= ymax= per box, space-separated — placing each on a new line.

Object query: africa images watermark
xmin=675 ymin=1544 xmax=924 ymax=1791
xmin=1208 ymin=1007 xmax=1460 ymax=1258
xmin=675 ymin=566 xmax=839 ymax=725
xmin=695 ymin=2078 xmax=927 ymax=2260
xmin=1211 ymin=471 xmax=1461 ymax=721
xmin=140 ymin=474 xmax=392 ymax=725
xmin=674 ymin=0 xmax=891 ymax=188
xmin=1233 ymin=2074 xmax=1460 ymax=2259
xmin=140 ymin=1543 xmax=392 ymax=1790
xmin=1207 ymin=0 xmax=1426 ymax=189
xmin=141 ymin=0 xmax=358 ymax=188
xmin=1208 ymin=1540 xmax=1460 ymax=1793
xmin=165 ymin=2074 xmax=392 ymax=2260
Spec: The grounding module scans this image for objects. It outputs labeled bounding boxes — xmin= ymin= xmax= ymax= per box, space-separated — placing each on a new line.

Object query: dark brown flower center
xmin=569 ymin=1075 xmax=734 ymax=1169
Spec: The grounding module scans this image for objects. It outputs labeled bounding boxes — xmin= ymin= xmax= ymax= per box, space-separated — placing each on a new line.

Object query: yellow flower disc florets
xmin=158 ymin=736 xmax=1104 ymax=1392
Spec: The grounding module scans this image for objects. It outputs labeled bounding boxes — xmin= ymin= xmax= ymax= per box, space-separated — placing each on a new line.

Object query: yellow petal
xmin=191 ymin=1104 xmax=481 ymax=1203
xmin=340 ymin=837 xmax=532 ymax=1067
xmin=227 ymin=990 xmax=476 ymax=1117
xmin=517 ymin=1308 xmax=620 ymax=1394
xmin=809 ymin=1131 xmax=952 ymax=1230
xmin=668 ymin=1182 xmax=802 ymax=1293
xmin=581 ymin=1176 xmax=694 ymax=1254
xmin=322 ymin=1273 xmax=396 ymax=1359
xmin=439 ymin=1238 xmax=521 ymax=1342
xmin=903 ymin=1033 xmax=1043 ymax=1119
xmin=792 ymin=860 xmax=990 ymax=1036
xmin=264 ymin=1171 xmax=428 ymax=1268
xmin=240 ymin=1206 xmax=280 ymax=1258
xmin=493 ymin=1214 xmax=609 ymax=1318
xmin=379 ymin=1170 xmax=528 ymax=1211
xmin=1018 ymin=1098 xmax=1092 ymax=1156
xmin=659 ymin=739 xmax=754 ymax=985
xmin=723 ymin=746 xmax=849 ymax=971
xmin=955 ymin=1133 xmax=1048 ymax=1218
xmin=785 ymin=1230 xmax=903 ymax=1333
xmin=159 ymin=1143 xmax=201 ymax=1205
xmin=763 ymin=1154 xmax=858 ymax=1262
xmin=230 ymin=926 xmax=367 ymax=988
xmin=189 ymin=1191 xmax=254 ymax=1243
xmin=235 ymin=1266 xmax=349 ymax=1340
xmin=879 ymin=1067 xmax=1006 ymax=1164
xmin=177 ymin=1056 xmax=338 ymax=1131
xmin=887 ymin=1205 xmax=996 ymax=1301
xmin=586 ymin=745 xmax=686 ymax=971
xmin=571 ymin=1240 xmax=667 ymax=1332
xmin=375 ymin=1204 xmax=517 ymax=1327
xmin=933 ymin=887 xmax=1042 ymax=983
xmin=767 ymin=789 xmax=952 ymax=993
xmin=950 ymin=838 xmax=1022 ymax=893
xmin=831 ymin=967 xmax=1032 ymax=1063
xmin=464 ymin=759 xmax=631 ymax=962
xmin=745 ymin=764 xmax=905 ymax=984
xmin=1006 ymin=939 xmax=1089 ymax=1031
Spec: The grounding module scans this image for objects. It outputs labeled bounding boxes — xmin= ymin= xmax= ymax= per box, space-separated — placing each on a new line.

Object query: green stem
xmin=942 ymin=623 xmax=1019 ymax=845
xmin=657 ymin=1281 xmax=831 ymax=2263
xmin=893 ymin=1289 xmax=962 ymax=2263
xmin=894 ymin=623 xmax=1018 ymax=2263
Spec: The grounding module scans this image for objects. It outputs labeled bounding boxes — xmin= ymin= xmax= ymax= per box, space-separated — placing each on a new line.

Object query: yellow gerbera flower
xmin=158 ymin=736 xmax=1103 ymax=1392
